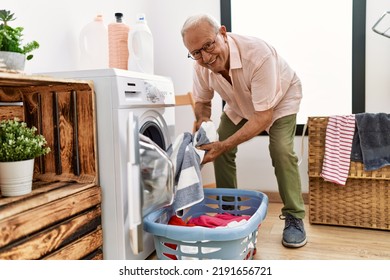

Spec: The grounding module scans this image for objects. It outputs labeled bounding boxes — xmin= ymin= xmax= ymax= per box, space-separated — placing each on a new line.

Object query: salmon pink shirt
xmin=192 ymin=33 xmax=302 ymax=132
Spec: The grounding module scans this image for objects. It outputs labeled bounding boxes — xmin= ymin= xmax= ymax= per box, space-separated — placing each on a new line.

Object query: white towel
xmin=168 ymin=121 xmax=218 ymax=214
xmin=193 ymin=120 xmax=219 ymax=162
xmin=320 ymin=115 xmax=355 ymax=185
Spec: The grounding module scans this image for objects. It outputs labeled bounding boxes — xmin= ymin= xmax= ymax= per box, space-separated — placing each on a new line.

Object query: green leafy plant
xmin=0 ymin=9 xmax=39 ymax=60
xmin=0 ymin=118 xmax=50 ymax=162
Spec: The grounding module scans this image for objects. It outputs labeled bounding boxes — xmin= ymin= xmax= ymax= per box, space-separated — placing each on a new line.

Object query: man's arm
xmin=194 ymin=101 xmax=212 ymax=131
xmin=199 ymin=108 xmax=273 ymax=164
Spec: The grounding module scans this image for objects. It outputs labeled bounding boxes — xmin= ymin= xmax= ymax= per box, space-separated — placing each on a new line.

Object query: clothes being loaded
xmin=168 ymin=212 xmax=250 ymax=228
xmin=167 ymin=121 xmax=218 ymax=215
xmin=164 ymin=213 xmax=256 ymax=260
xmin=163 ymin=121 xmax=259 ymax=259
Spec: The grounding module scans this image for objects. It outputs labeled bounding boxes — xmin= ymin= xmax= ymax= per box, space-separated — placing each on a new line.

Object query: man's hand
xmin=197 ymin=109 xmax=273 ymax=164
xmin=197 ymin=141 xmax=227 ymax=164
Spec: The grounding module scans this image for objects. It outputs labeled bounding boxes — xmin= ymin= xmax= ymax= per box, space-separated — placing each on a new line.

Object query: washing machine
xmin=44 ymin=69 xmax=176 ymax=260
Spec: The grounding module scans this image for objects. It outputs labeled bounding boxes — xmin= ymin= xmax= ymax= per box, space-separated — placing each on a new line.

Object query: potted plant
xmin=0 ymin=9 xmax=39 ymax=71
xmin=0 ymin=118 xmax=50 ymax=196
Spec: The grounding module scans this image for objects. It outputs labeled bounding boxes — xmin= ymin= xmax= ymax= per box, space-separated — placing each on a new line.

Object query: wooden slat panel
xmin=0 ymin=73 xmax=100 ymax=260
xmin=32 ymin=173 xmax=97 ymax=184
xmin=0 ymin=87 xmax=22 ymax=101
xmin=83 ymin=249 xmax=103 ymax=260
xmin=38 ymin=90 xmax=74 ymax=175
xmin=0 ymin=181 xmax=97 ymax=218
xmin=76 ymin=88 xmax=97 ymax=175
xmin=0 ymin=106 xmax=24 ymax=120
xmin=22 ymin=92 xmax=39 ymax=127
xmin=43 ymin=228 xmax=103 ymax=260
xmin=0 ymin=185 xmax=101 ymax=247
xmin=15 ymin=83 xmax=92 ymax=93
xmin=0 ymin=207 xmax=101 ymax=260
xmin=0 ymin=72 xmax=92 ymax=89
xmin=57 ymin=91 xmax=74 ymax=174
xmin=0 ymin=73 xmax=96 ymax=180
xmin=37 ymin=88 xmax=96 ymax=177
xmin=37 ymin=90 xmax=56 ymax=174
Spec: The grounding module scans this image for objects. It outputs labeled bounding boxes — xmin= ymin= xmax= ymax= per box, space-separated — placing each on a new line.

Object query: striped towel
xmin=320 ymin=115 xmax=355 ymax=185
xmin=168 ymin=121 xmax=218 ymax=215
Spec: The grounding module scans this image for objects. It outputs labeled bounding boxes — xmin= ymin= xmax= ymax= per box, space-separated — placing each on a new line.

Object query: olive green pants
xmin=214 ymin=113 xmax=305 ymax=219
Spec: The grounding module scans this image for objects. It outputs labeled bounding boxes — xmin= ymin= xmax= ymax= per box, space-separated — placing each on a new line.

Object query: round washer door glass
xmin=139 ymin=121 xmax=165 ymax=151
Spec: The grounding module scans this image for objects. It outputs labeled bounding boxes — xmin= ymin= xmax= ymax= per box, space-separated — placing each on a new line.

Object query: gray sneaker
xmin=280 ymin=213 xmax=307 ymax=248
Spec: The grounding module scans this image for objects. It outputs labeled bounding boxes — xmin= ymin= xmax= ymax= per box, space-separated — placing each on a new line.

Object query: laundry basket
xmin=143 ymin=188 xmax=268 ymax=260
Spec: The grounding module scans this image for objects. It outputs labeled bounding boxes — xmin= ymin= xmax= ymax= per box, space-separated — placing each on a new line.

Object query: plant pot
xmin=0 ymin=51 xmax=26 ymax=71
xmin=0 ymin=158 xmax=34 ymax=197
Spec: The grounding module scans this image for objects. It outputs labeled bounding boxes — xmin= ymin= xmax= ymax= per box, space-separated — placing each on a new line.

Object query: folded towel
xmin=168 ymin=121 xmax=218 ymax=215
xmin=320 ymin=115 xmax=355 ymax=185
xmin=351 ymin=113 xmax=390 ymax=171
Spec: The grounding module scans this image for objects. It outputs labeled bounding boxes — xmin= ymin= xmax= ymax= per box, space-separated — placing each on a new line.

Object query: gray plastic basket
xmin=143 ymin=188 xmax=268 ymax=260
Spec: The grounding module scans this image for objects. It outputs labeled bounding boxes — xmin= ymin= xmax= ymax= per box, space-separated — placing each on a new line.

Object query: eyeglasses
xmin=188 ymin=34 xmax=218 ymax=60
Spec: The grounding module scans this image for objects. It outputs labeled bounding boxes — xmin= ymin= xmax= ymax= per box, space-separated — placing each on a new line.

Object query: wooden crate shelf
xmin=0 ymin=72 xmax=102 ymax=259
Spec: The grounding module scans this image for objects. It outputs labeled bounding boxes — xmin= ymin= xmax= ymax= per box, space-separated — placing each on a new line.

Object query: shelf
xmin=0 ymin=72 xmax=102 ymax=259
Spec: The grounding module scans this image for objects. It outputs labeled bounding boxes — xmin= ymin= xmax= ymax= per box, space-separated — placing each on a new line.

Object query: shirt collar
xmin=227 ymin=34 xmax=242 ymax=70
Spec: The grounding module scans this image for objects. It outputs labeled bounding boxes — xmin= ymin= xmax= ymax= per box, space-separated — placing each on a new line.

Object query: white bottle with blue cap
xmin=128 ymin=13 xmax=154 ymax=74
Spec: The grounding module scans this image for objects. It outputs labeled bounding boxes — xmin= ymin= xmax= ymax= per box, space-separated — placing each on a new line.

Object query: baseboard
xmin=203 ymin=183 xmax=217 ymax=189
xmin=203 ymin=183 xmax=309 ymax=204
xmin=263 ymin=191 xmax=309 ymax=204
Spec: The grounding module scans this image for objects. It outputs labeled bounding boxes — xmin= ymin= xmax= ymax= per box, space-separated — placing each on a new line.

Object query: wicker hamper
xmin=308 ymin=117 xmax=390 ymax=230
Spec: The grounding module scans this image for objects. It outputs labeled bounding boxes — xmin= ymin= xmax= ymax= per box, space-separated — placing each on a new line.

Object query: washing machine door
xmin=139 ymin=134 xmax=175 ymax=216
xmin=127 ymin=112 xmax=174 ymax=255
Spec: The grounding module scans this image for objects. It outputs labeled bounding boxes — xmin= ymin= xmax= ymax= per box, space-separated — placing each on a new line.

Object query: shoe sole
xmin=282 ymin=237 xmax=307 ymax=248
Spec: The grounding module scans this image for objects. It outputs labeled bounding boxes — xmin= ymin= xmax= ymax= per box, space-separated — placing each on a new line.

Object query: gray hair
xmin=181 ymin=14 xmax=221 ymax=38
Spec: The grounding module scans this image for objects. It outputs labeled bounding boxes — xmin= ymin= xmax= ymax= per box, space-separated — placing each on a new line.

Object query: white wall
xmin=232 ymin=0 xmax=353 ymax=125
xmin=2 ymin=0 xmax=389 ymax=194
xmin=366 ymin=0 xmax=390 ymax=113
xmin=2 ymin=0 xmax=145 ymax=73
xmin=2 ymin=0 xmax=220 ymax=185
xmin=237 ymin=0 xmax=390 ymax=194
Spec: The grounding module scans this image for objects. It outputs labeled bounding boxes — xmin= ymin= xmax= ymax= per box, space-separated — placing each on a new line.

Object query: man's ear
xmin=220 ymin=25 xmax=227 ymax=35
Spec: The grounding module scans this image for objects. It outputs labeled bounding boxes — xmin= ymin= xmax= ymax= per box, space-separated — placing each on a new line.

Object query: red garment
xmin=164 ymin=216 xmax=196 ymax=260
xmin=188 ymin=213 xmax=250 ymax=228
xmin=164 ymin=214 xmax=255 ymax=260
xmin=168 ymin=215 xmax=196 ymax=227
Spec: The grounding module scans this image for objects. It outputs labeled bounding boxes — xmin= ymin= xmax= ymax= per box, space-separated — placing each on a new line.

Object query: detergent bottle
xmin=108 ymin=12 xmax=129 ymax=69
xmin=79 ymin=15 xmax=108 ymax=69
xmin=128 ymin=13 xmax=154 ymax=74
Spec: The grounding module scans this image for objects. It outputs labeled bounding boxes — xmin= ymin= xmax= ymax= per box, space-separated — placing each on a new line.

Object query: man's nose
xmin=201 ymin=50 xmax=212 ymax=62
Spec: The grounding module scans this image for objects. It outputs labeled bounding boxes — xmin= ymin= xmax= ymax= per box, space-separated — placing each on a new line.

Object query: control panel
xmin=115 ymin=75 xmax=175 ymax=108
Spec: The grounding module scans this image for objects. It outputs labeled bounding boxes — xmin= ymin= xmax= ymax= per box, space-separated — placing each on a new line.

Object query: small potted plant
xmin=0 ymin=9 xmax=39 ymax=71
xmin=0 ymin=118 xmax=50 ymax=196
